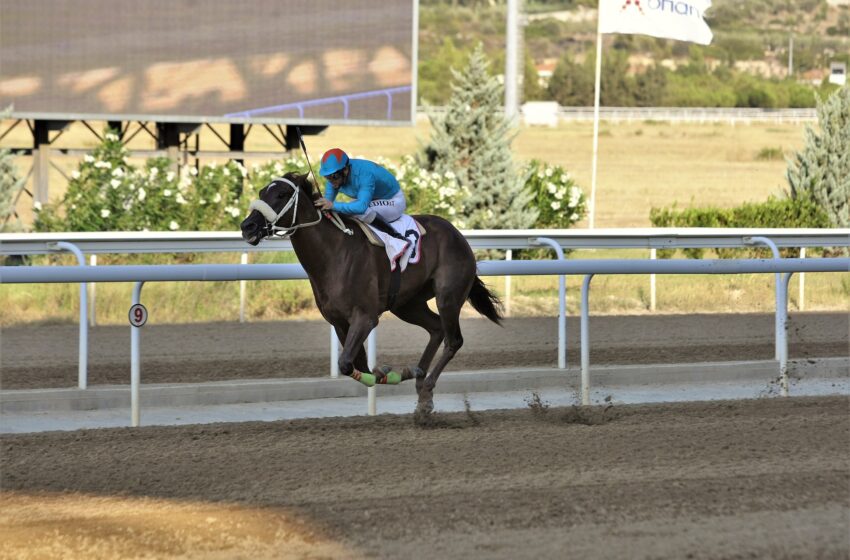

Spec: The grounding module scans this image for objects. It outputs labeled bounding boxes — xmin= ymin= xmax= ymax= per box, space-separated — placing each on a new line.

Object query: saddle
xmin=351 ymin=216 xmax=426 ymax=247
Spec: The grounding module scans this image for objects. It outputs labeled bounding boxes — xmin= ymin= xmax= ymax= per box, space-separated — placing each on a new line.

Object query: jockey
xmin=313 ymin=148 xmax=407 ymax=239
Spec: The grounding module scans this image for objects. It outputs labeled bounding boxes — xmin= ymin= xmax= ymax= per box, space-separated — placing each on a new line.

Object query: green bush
xmin=34 ymin=130 xmax=140 ymax=232
xmin=524 ymin=160 xmax=586 ymax=228
xmin=650 ymin=194 xmax=829 ymax=258
xmin=248 ymin=157 xmax=314 ymax=194
xmin=32 ymin=126 xmax=584 ymax=236
xmin=755 ymin=146 xmax=784 ymax=161
xmin=373 ymin=155 xmax=469 ymax=227
xmin=34 ymin=128 xmax=251 ymax=233
xmin=177 ymin=160 xmax=247 ymax=231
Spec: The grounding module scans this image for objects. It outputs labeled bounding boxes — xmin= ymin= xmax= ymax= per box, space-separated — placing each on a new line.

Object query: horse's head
xmin=240 ymin=172 xmax=318 ymax=245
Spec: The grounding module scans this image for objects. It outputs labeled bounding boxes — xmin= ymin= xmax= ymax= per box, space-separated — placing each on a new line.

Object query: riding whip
xmin=294 ymin=126 xmax=321 ymax=191
xmin=294 ymin=126 xmax=352 ymax=235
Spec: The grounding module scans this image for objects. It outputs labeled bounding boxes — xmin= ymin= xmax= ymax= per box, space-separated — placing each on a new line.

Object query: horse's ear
xmin=304 ymin=173 xmax=320 ymax=199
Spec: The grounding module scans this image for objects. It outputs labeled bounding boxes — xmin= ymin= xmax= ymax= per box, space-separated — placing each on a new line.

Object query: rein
xmin=248 ymin=176 xmax=352 ymax=239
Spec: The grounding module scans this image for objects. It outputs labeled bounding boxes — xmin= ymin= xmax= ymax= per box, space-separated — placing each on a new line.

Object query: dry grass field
xmin=284 ymin=118 xmax=808 ymax=229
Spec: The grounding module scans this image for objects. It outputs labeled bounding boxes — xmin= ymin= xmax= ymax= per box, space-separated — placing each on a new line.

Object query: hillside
xmin=419 ymin=0 xmax=850 ymax=106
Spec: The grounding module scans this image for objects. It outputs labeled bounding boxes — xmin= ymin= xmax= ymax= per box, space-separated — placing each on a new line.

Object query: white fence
xmin=554 ymin=106 xmax=817 ymax=124
xmin=0 ymin=228 xmax=850 ymax=425
xmin=2 ymin=228 xmax=847 ymax=320
xmin=3 ymin=228 xmax=847 ymax=254
xmin=418 ymin=106 xmax=818 ymax=125
xmin=2 ymin=230 xmax=849 ymax=426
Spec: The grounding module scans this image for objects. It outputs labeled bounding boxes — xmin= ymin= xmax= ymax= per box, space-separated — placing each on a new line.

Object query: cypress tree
xmin=422 ymin=44 xmax=537 ymax=229
xmin=786 ymin=86 xmax=849 ymax=228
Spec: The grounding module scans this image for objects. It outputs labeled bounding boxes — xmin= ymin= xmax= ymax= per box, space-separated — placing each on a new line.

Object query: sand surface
xmin=1 ymin=312 xmax=848 ymax=558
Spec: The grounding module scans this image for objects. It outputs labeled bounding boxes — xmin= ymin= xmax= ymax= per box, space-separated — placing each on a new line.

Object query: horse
xmin=240 ymin=172 xmax=503 ymax=414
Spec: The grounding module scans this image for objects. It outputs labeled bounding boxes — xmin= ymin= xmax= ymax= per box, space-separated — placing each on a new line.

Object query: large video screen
xmin=0 ymin=0 xmax=416 ymax=125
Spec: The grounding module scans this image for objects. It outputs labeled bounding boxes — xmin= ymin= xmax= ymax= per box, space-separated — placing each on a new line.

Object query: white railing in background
xmin=555 ymin=106 xmax=817 ymax=124
xmin=3 ymin=228 xmax=846 ymax=255
xmin=3 ymin=228 xmax=847 ymax=324
xmin=417 ymin=106 xmax=818 ymax=125
xmin=2 ymin=256 xmax=848 ymax=427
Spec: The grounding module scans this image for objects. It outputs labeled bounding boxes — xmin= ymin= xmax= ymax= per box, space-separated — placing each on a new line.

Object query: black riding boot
xmin=369 ymin=216 xmax=407 ymax=241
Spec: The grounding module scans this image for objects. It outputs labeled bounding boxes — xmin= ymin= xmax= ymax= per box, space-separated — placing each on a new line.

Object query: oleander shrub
xmin=524 ymin=160 xmax=587 ymax=228
xmin=33 ymin=128 xmax=250 ymax=233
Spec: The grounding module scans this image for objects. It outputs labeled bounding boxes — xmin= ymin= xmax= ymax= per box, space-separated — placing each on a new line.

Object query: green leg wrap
xmin=351 ymin=371 xmax=376 ymax=387
xmin=383 ymin=371 xmax=402 ymax=385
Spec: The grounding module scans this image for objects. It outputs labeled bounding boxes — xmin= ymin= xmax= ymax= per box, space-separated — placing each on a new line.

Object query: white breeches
xmin=356 ymin=190 xmax=407 ymax=224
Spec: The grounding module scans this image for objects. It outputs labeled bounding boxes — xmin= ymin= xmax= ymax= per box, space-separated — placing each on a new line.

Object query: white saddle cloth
xmin=367 ymin=214 xmax=423 ymax=272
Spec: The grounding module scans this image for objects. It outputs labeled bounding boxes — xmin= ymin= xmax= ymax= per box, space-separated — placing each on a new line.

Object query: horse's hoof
xmin=416 ymin=399 xmax=434 ymax=415
xmin=402 ymin=365 xmax=426 ymax=381
xmin=417 ymin=390 xmax=434 ymax=415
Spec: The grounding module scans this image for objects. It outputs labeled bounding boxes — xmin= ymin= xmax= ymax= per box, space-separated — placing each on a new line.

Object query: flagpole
xmin=589 ymin=1 xmax=604 ymax=229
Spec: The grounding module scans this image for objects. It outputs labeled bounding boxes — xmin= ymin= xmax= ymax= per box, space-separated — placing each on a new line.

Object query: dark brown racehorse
xmin=240 ymin=172 xmax=502 ymax=413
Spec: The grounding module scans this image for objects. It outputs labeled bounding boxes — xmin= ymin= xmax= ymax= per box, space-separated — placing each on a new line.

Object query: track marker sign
xmin=129 ymin=304 xmax=148 ymax=327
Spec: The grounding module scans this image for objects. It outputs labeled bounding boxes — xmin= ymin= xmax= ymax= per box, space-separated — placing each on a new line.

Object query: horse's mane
xmin=283 ymin=171 xmax=320 ymax=201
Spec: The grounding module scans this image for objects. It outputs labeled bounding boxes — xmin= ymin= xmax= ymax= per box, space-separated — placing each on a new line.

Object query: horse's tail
xmin=467 ymin=276 xmax=503 ymax=325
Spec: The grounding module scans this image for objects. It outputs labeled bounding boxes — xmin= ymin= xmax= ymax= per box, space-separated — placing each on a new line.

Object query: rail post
xmin=48 ymin=242 xmax=88 ymax=389
xmin=780 ymin=272 xmax=794 ymax=396
xmin=130 ymin=281 xmax=145 ymax=427
xmin=239 ymin=252 xmax=248 ymax=322
xmin=532 ymin=237 xmax=567 ymax=369
xmin=745 ymin=237 xmax=782 ymax=360
xmin=798 ymin=247 xmax=806 ymax=311
xmin=650 ymin=248 xmax=657 ymax=311
xmin=580 ymin=274 xmax=594 ymax=406
xmin=504 ymin=249 xmax=512 ymax=317
xmin=330 ymin=327 xmax=340 ymax=378
xmin=89 ymin=254 xmax=97 ymax=326
xmin=368 ymin=329 xmax=377 ymax=415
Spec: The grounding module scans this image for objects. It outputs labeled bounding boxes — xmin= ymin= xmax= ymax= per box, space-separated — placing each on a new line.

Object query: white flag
xmin=599 ymin=0 xmax=713 ymax=45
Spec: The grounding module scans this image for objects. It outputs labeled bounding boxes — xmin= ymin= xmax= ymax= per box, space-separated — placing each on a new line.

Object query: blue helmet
xmin=319 ymin=148 xmax=349 ymax=177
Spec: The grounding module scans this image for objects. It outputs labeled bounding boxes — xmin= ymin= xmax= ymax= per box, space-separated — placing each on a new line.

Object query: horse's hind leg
xmin=418 ymin=291 xmax=468 ymax=413
xmin=391 ymin=298 xmax=445 ymax=393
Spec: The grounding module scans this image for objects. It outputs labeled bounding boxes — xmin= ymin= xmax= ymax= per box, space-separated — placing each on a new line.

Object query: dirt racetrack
xmin=1 ymin=312 xmax=848 ymax=558
xmin=1 ymin=312 xmax=848 ymax=389
xmin=1 ymin=396 xmax=849 ymax=559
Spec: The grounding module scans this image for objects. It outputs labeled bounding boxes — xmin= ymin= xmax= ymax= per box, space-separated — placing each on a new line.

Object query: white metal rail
xmin=2 ymin=228 xmax=848 ymax=254
xmin=3 ymin=229 xmax=849 ymax=394
xmin=2 ymin=256 xmax=848 ymax=427
xmin=419 ymin=106 xmax=819 ymax=124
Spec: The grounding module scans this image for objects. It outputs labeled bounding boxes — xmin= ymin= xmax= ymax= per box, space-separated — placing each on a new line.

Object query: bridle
xmin=247 ymin=176 xmax=353 ymax=239
xmin=247 ymin=177 xmax=321 ymax=239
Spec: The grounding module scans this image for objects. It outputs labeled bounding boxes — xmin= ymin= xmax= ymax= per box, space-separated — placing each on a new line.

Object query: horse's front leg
xmin=332 ymin=323 xmax=370 ymax=379
xmin=338 ymin=313 xmax=378 ymax=387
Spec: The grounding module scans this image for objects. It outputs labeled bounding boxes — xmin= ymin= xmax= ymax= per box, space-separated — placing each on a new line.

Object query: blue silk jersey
xmin=323 ymin=159 xmax=401 ymax=215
